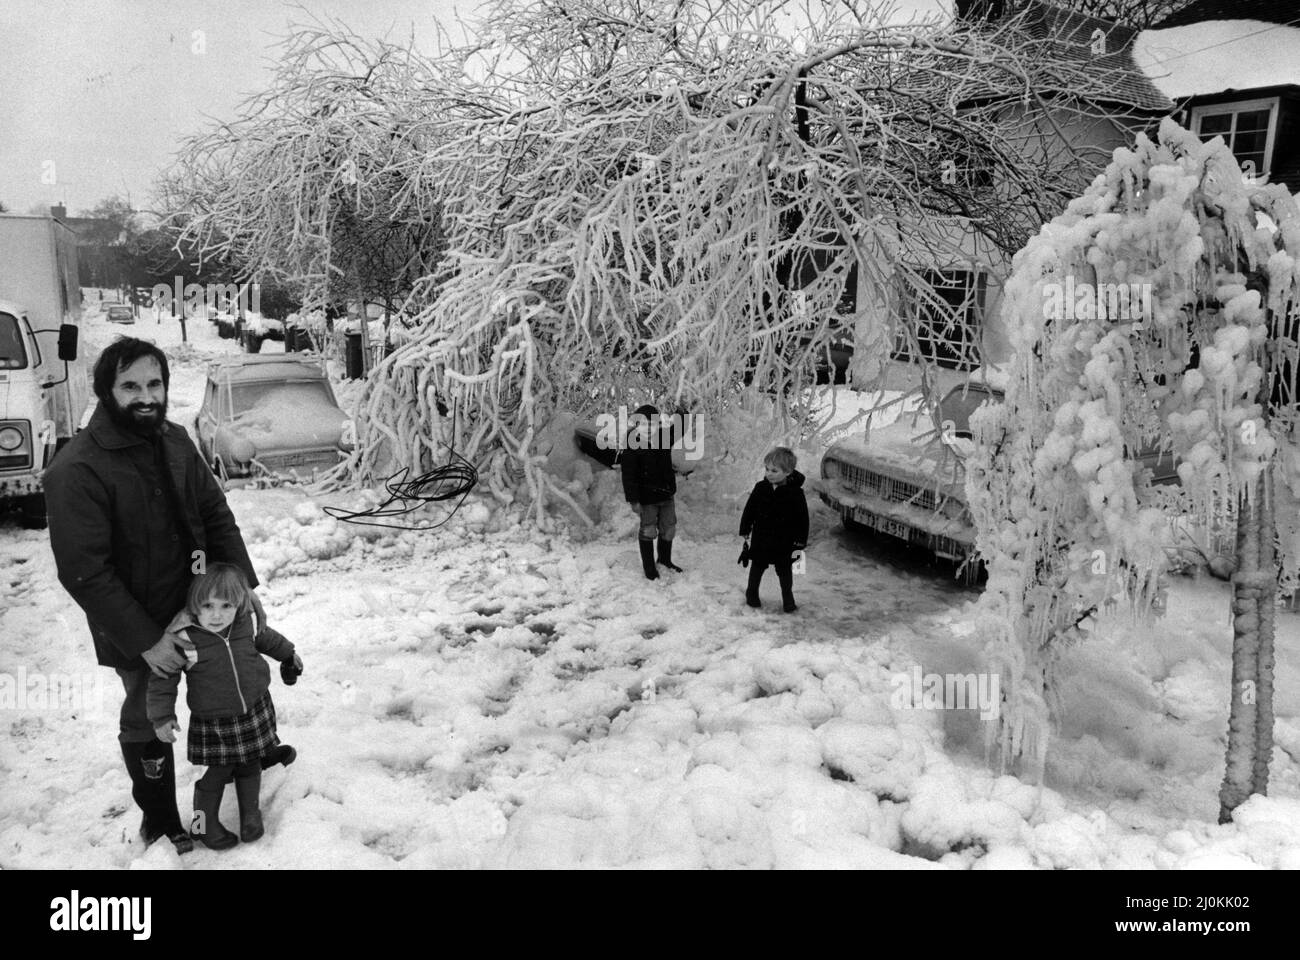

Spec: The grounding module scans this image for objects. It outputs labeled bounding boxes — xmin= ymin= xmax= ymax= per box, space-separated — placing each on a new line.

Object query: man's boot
xmin=656 ymin=538 xmax=683 ymax=572
xmin=638 ymin=538 xmax=660 ymax=580
xmin=234 ymin=767 xmax=265 ymax=842
xmin=190 ymin=783 xmax=239 ymax=850
xmin=121 ymin=740 xmax=193 ymax=854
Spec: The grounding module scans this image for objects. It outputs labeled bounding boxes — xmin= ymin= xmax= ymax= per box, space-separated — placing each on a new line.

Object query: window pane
xmin=0 ymin=313 xmax=28 ymax=369
xmin=1233 ymin=128 xmax=1267 ymax=155
xmin=1234 ymin=110 xmax=1270 ymax=133
xmin=1198 ymin=113 xmax=1232 ymax=136
xmin=893 ymin=270 xmax=983 ymax=370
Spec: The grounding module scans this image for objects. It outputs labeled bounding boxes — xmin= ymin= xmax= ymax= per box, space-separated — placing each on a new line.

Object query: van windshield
xmin=0 ymin=313 xmax=28 ymax=369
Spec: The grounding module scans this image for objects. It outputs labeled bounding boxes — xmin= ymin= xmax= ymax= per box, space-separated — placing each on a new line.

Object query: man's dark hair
xmin=92 ymin=337 xmax=171 ymax=402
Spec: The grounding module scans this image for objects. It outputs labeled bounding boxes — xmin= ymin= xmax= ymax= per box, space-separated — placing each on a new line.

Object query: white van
xmin=0 ymin=215 xmax=89 ymax=528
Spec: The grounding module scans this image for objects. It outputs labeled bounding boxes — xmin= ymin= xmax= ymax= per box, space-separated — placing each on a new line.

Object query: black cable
xmin=322 ymin=449 xmax=479 ymax=531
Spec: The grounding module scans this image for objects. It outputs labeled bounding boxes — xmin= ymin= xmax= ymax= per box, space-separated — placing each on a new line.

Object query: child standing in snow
xmin=148 ymin=563 xmax=303 ymax=850
xmin=621 ymin=404 xmax=686 ymax=580
xmin=739 ymin=447 xmax=809 ymax=612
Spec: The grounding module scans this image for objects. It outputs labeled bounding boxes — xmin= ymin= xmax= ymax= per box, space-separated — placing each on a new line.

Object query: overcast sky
xmin=0 ymin=0 xmax=947 ymax=216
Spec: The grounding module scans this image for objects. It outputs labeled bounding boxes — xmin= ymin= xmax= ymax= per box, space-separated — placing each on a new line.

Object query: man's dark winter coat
xmin=739 ymin=471 xmax=810 ymax=563
xmin=44 ymin=404 xmax=258 ymax=668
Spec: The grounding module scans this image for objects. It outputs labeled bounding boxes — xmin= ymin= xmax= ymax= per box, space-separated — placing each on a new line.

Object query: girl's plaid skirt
xmin=188 ymin=693 xmax=280 ymax=767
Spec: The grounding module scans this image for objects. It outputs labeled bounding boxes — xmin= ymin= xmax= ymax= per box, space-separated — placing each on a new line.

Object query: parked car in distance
xmin=106 ymin=305 xmax=135 ymax=324
xmin=194 ymin=354 xmax=351 ymax=484
xmin=98 ymin=300 xmax=122 ymax=314
xmin=817 ymin=379 xmax=1179 ymax=568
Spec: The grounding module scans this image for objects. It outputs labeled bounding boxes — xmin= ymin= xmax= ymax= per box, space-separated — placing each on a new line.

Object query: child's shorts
xmin=635 ymin=499 xmax=676 ymax=539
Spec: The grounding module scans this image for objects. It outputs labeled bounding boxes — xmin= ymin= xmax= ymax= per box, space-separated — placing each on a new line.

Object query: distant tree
xmin=77 ymin=196 xmax=138 ymax=246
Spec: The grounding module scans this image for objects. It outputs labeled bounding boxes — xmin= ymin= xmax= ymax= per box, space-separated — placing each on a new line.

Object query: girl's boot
xmin=259 ymin=744 xmax=297 ymax=771
xmin=234 ymin=767 xmax=265 ymax=842
xmin=191 ymin=784 xmax=239 ymax=850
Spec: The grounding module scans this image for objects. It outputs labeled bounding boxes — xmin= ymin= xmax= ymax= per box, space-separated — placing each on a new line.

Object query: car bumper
xmin=818 ymin=488 xmax=975 ymax=562
xmin=0 ymin=472 xmax=44 ymax=498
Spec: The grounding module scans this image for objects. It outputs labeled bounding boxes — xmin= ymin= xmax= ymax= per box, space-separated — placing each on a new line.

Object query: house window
xmin=893 ymin=269 xmax=985 ymax=370
xmin=1191 ymin=98 xmax=1279 ymax=179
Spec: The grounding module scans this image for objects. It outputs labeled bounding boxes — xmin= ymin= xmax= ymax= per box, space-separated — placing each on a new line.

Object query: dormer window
xmin=1190 ymin=98 xmax=1279 ymax=179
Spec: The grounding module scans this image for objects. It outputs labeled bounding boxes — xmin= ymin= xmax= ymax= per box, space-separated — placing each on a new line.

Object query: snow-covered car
xmin=817 ymin=381 xmax=1180 ymax=565
xmin=106 ymin=305 xmax=135 ymax=324
xmin=98 ymin=300 xmax=122 ymax=314
xmin=194 ymin=355 xmax=351 ymax=483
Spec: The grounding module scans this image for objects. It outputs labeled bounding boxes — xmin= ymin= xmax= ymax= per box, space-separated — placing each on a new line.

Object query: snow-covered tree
xmin=165 ymin=0 xmax=1166 ymax=524
xmin=966 ymin=118 xmax=1300 ymax=820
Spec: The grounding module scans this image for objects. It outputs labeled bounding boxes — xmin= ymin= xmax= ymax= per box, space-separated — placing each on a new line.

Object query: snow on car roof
xmin=207 ymin=355 xmax=328 ymax=382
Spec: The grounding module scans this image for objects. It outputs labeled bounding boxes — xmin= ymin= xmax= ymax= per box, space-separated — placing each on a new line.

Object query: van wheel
xmin=19 ymin=493 xmax=48 ymax=530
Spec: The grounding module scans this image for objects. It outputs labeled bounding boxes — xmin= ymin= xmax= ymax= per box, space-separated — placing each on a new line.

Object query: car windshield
xmin=938 ymin=385 xmax=1002 ymax=437
xmin=228 ymin=379 xmax=332 ymax=417
xmin=0 ymin=313 xmax=28 ymax=369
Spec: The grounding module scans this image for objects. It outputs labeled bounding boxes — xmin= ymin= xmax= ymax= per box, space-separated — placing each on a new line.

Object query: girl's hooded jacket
xmin=147 ymin=608 xmax=295 ymax=723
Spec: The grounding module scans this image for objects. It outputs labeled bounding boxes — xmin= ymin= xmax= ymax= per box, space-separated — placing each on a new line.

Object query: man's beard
xmin=105 ymin=394 xmax=168 ymax=436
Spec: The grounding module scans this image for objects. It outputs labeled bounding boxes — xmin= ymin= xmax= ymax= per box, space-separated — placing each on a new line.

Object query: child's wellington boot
xmin=234 ymin=769 xmax=264 ymax=842
xmin=638 ymin=538 xmax=660 ymax=580
xmin=191 ymin=784 xmax=239 ymax=850
xmin=259 ymin=744 xmax=297 ymax=771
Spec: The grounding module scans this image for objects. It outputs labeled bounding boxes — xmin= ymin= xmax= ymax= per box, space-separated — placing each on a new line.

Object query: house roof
xmin=1134 ymin=19 xmax=1300 ymax=99
xmin=966 ymin=2 xmax=1174 ymax=112
xmin=1156 ymin=0 xmax=1300 ymax=29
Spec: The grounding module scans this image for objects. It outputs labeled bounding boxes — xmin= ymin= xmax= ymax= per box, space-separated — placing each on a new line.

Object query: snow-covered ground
xmin=2 ymin=299 xmax=1298 ymax=869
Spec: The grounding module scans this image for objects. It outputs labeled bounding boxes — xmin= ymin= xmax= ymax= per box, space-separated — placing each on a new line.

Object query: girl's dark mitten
xmin=281 ymin=659 xmax=302 ymax=686
xmin=738 ymin=542 xmax=751 ymax=567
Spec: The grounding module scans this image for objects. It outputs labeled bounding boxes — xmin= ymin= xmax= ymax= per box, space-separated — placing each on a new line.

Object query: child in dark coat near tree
xmin=739 ymin=447 xmax=809 ymax=612
xmin=148 ymin=563 xmax=303 ymax=850
xmin=621 ymin=404 xmax=686 ymax=580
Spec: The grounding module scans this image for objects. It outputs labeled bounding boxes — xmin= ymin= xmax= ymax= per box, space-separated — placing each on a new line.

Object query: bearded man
xmin=44 ymin=337 xmax=280 ymax=855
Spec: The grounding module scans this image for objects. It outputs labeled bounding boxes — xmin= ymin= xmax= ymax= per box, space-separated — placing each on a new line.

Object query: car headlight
xmin=0 ymin=426 xmax=24 ymax=451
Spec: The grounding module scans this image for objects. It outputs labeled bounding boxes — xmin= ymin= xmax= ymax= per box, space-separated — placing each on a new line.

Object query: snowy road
xmin=2 ymin=303 xmax=1299 ymax=869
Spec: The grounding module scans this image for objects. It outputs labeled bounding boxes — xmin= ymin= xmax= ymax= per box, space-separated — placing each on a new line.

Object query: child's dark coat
xmin=739 ymin=470 xmax=809 ymax=563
